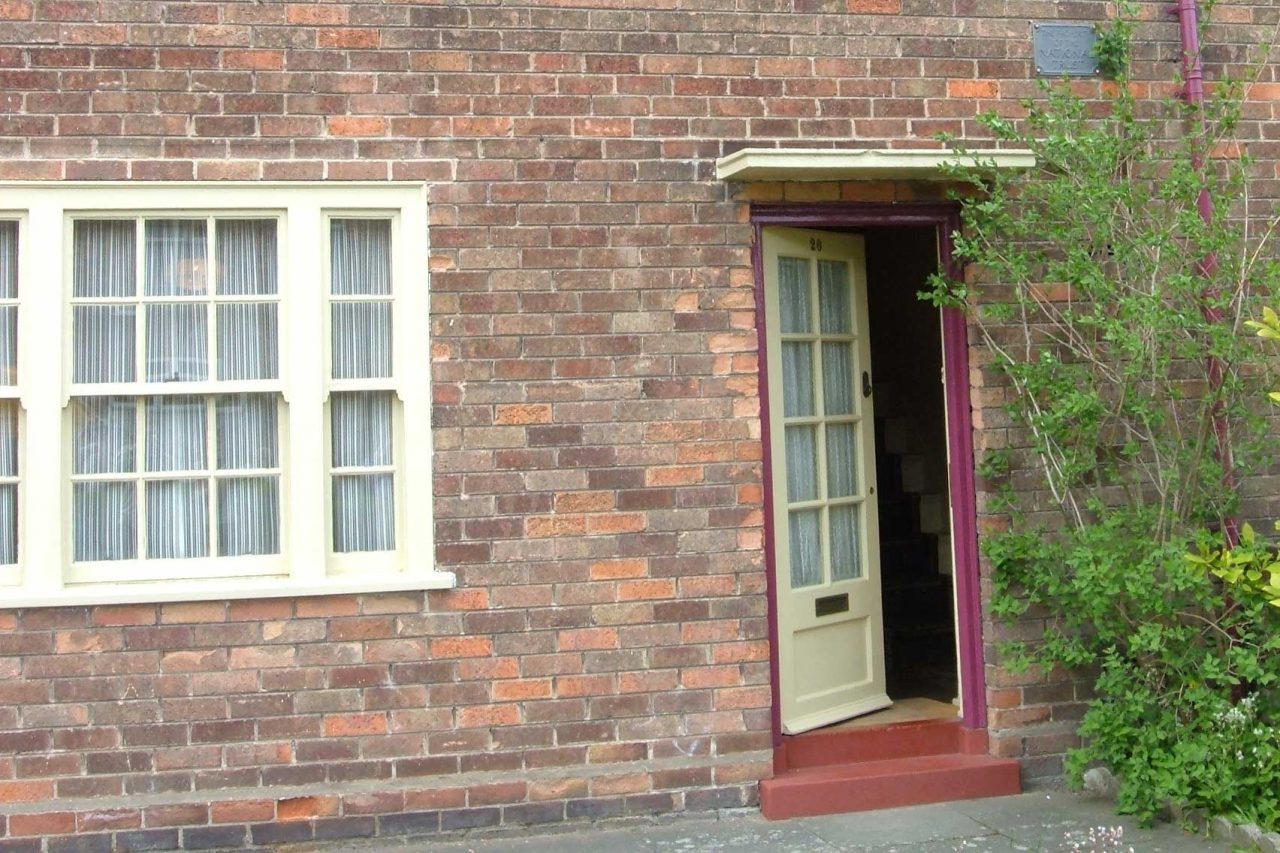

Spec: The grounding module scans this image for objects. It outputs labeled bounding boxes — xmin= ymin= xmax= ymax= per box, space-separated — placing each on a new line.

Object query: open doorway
xmin=760 ymin=222 xmax=961 ymax=735
xmin=866 ymin=226 xmax=958 ymax=709
xmin=754 ymin=205 xmax=1000 ymax=815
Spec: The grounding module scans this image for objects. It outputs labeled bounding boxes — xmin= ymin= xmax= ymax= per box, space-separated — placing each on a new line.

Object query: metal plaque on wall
xmin=1033 ymin=23 xmax=1099 ymax=77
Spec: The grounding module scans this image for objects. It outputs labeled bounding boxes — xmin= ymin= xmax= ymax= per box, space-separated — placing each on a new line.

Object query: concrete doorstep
xmin=327 ymin=789 xmax=1235 ymax=852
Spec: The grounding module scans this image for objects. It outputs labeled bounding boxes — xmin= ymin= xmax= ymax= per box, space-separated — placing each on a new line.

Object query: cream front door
xmin=763 ymin=227 xmax=890 ymax=735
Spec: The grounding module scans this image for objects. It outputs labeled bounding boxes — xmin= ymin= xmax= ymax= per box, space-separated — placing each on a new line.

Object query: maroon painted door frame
xmin=749 ymin=202 xmax=986 ymax=746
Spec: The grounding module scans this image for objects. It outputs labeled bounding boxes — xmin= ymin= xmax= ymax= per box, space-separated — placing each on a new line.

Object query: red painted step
xmin=777 ymin=718 xmax=981 ymax=771
xmin=761 ymin=718 xmax=1021 ymax=820
xmin=760 ymin=752 xmax=1022 ymax=819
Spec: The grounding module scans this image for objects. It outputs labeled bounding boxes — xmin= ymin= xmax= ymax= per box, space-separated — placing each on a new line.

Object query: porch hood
xmin=715 ymin=147 xmax=1036 ymax=182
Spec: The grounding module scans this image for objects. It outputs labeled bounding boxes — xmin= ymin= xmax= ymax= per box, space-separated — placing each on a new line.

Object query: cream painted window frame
xmin=0 ymin=182 xmax=452 ymax=607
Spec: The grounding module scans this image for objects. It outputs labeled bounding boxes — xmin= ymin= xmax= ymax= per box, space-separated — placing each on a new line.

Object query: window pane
xmin=826 ymin=423 xmax=858 ymax=498
xmin=74 ymin=305 xmax=135 ymax=383
xmin=73 ymin=220 xmax=135 ymax=298
xmin=145 ymin=220 xmax=207 ymax=297
xmin=0 ymin=400 xmax=15 ymax=478
xmin=145 ymin=396 xmax=206 ymax=473
xmin=332 ymin=391 xmax=393 ymax=468
xmin=0 ymin=220 xmax=16 ymax=300
xmin=782 ymin=342 xmax=814 ymax=418
xmin=216 ymin=394 xmax=277 ymax=470
xmin=146 ymin=479 xmax=209 ymax=559
xmin=823 ymin=342 xmax=854 ymax=416
xmin=778 ymin=256 xmax=810 ymax=334
xmin=331 ymin=302 xmax=391 ymax=379
xmin=216 ymin=220 xmax=276 ymax=296
xmin=789 ymin=509 xmax=821 ymax=588
xmin=218 ymin=477 xmax=279 ymax=556
xmin=784 ymin=424 xmax=818 ymax=502
xmin=830 ymin=504 xmax=862 ymax=581
xmin=74 ymin=482 xmax=136 ymax=561
xmin=0 ymin=484 xmax=14 ymax=565
xmin=146 ymin=303 xmax=208 ymax=382
xmin=0 ymin=305 xmax=15 ymax=387
xmin=818 ymin=259 xmax=851 ymax=334
xmin=218 ymin=303 xmax=278 ymax=380
xmin=73 ymin=397 xmax=135 ymax=475
xmin=331 ymin=219 xmax=391 ymax=295
xmin=333 ymin=473 xmax=395 ymax=553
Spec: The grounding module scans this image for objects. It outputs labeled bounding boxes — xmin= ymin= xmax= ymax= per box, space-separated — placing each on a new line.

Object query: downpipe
xmin=1173 ymin=0 xmax=1239 ymax=545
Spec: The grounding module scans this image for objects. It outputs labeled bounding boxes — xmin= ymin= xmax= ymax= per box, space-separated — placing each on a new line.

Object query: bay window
xmin=0 ymin=183 xmax=447 ymax=606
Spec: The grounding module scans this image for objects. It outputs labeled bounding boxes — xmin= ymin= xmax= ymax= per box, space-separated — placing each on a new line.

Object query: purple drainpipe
xmin=1174 ymin=0 xmax=1239 ymax=544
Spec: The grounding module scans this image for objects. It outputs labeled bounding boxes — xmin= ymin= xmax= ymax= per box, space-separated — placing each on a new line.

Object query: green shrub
xmin=994 ymin=513 xmax=1280 ymax=827
xmin=931 ymin=0 xmax=1280 ymax=829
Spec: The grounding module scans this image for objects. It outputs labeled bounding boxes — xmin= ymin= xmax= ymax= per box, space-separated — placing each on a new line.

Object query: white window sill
xmin=0 ymin=571 xmax=456 ymax=609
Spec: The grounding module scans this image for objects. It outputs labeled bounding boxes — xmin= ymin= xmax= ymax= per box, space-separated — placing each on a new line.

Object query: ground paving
xmin=330 ymin=790 xmax=1231 ymax=852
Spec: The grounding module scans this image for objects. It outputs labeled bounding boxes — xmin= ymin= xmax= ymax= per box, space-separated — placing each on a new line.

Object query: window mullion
xmin=285 ymin=204 xmax=325 ymax=582
xmin=22 ymin=203 xmax=64 ymax=593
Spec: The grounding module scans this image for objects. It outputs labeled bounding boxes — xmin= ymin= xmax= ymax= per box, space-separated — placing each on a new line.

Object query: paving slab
xmin=326 ymin=790 xmax=1234 ymax=853
xmin=803 ymin=801 xmax=998 ymax=849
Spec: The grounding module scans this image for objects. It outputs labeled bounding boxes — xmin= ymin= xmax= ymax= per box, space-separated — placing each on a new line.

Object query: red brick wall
xmin=0 ymin=0 xmax=1277 ymax=845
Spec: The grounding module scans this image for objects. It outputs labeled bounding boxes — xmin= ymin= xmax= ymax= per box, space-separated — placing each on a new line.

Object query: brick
xmin=47 ymin=836 xmax=111 ymax=853
xmin=377 ymin=811 xmax=440 ymax=836
xmin=327 ymin=116 xmax=387 ymax=136
xmin=181 ymin=826 xmax=247 ymax=850
xmin=439 ymin=807 xmax=500 ymax=831
xmin=0 ymin=781 xmax=54 ymax=803
xmin=948 ymin=79 xmax=999 ymax=99
xmin=9 ymin=812 xmax=75 ymax=836
xmin=276 ymin=796 xmax=339 ymax=821
xmin=210 ymin=800 xmax=274 ymax=823
xmin=142 ymin=804 xmax=209 ymax=828
xmin=313 ymin=817 xmax=377 ymax=840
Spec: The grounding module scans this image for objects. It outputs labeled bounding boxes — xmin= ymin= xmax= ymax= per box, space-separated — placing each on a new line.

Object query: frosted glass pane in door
xmin=823 ymin=342 xmax=854 ymax=416
xmin=782 ymin=342 xmax=814 ymax=417
xmin=830 ymin=504 xmax=862 ymax=581
xmin=826 ymin=422 xmax=858 ymax=498
xmin=784 ymin=425 xmax=818 ymax=502
xmin=778 ymin=257 xmax=810 ymax=333
xmin=818 ymin=260 xmax=851 ymax=334
xmin=789 ymin=508 xmax=822 ymax=588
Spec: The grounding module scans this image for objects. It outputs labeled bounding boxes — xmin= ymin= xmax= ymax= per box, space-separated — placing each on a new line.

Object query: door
xmin=763 ymin=227 xmax=890 ymax=735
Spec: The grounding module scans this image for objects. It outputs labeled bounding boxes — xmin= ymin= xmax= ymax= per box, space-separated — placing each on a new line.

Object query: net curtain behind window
xmin=329 ymin=219 xmax=395 ymax=554
xmin=71 ymin=219 xmax=282 ymax=564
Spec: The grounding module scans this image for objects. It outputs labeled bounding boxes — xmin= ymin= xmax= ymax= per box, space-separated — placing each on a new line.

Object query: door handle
xmin=862 ymin=371 xmax=872 ymax=398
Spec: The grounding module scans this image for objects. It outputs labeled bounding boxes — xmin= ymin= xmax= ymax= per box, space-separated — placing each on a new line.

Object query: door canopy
xmin=716 ymin=148 xmax=1035 ymax=183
